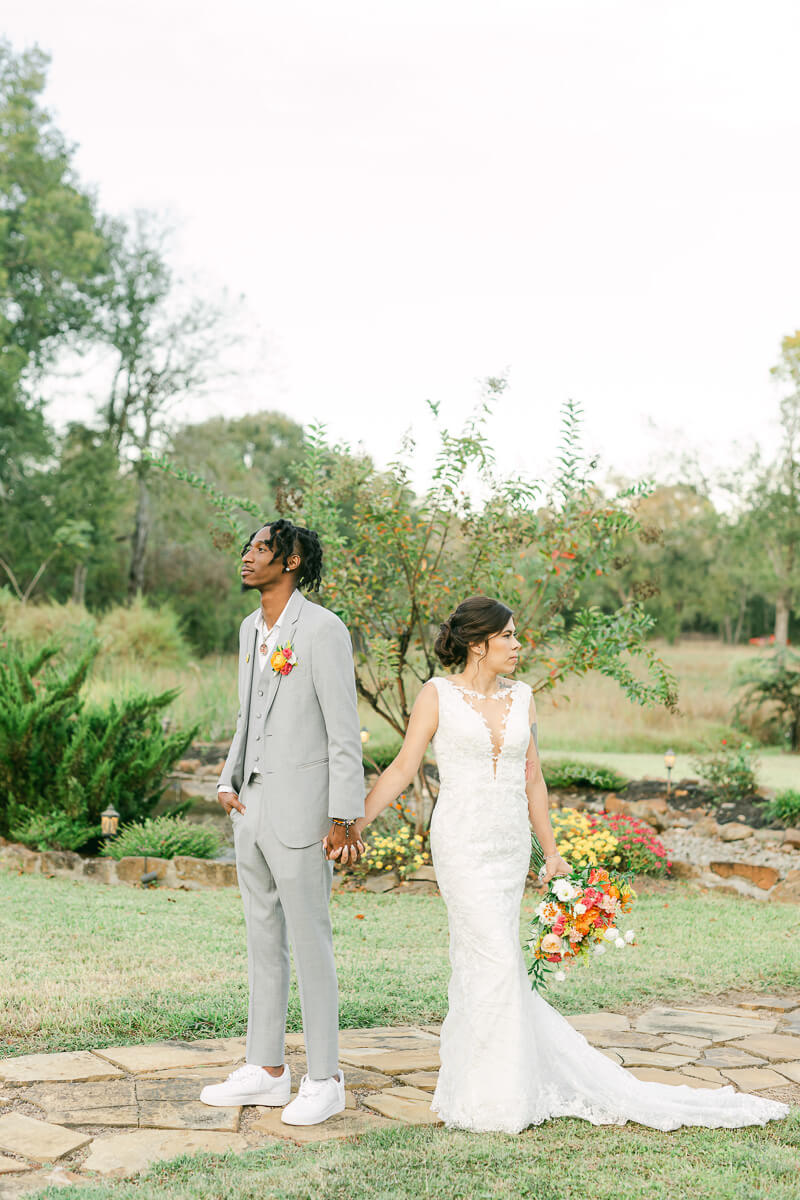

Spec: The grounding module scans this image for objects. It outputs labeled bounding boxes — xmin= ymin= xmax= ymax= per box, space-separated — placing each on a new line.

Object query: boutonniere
xmin=271 ymin=642 xmax=298 ymax=677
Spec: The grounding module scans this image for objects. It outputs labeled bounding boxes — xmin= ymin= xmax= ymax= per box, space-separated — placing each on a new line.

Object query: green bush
xmin=102 ymin=815 xmax=222 ymax=861
xmin=765 ymin=789 xmax=800 ymax=825
xmin=541 ymin=759 xmax=629 ymax=791
xmin=690 ymin=741 xmax=759 ymax=806
xmin=96 ymin=596 xmax=189 ymax=668
xmin=0 ymin=641 xmax=197 ymax=852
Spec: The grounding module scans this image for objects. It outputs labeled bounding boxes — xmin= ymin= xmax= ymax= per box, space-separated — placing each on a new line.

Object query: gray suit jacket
xmin=218 ymin=590 xmax=365 ymax=847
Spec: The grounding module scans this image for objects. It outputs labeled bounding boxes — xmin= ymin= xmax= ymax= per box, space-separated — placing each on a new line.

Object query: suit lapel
xmin=261 ymin=590 xmax=306 ymax=724
xmin=241 ymin=619 xmax=259 ymax=730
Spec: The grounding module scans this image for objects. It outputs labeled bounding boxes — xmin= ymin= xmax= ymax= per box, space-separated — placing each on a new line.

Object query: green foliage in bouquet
xmin=691 ymin=740 xmax=760 ymax=806
xmin=102 ymin=814 xmax=222 ymax=861
xmin=541 ymin=759 xmax=629 ymax=792
xmin=764 ymin=788 xmax=800 ymax=825
xmin=0 ymin=641 xmax=197 ymax=851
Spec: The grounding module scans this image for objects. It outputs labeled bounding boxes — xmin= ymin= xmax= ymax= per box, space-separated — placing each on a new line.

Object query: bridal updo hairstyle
xmin=434 ymin=595 xmax=513 ymax=668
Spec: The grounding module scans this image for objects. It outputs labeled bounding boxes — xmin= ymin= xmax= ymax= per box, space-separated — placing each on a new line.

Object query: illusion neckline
xmin=441 ymin=676 xmax=516 ymax=702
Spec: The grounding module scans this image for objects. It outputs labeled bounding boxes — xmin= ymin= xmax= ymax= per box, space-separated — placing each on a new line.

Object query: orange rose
xmin=271 ymin=649 xmax=287 ymax=672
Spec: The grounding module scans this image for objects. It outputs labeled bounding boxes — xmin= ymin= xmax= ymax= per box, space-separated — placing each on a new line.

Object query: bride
xmin=347 ymin=595 xmax=790 ymax=1134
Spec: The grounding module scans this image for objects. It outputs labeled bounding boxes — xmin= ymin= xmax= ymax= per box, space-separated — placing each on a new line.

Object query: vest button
xmin=258 ymin=690 xmax=264 ymax=697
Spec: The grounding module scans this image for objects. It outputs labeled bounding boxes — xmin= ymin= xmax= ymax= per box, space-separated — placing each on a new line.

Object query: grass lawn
xmin=3 ymin=874 xmax=799 ymax=1200
xmin=2 ymin=873 xmax=799 ymax=1057
xmin=29 ymin=1117 xmax=800 ymax=1200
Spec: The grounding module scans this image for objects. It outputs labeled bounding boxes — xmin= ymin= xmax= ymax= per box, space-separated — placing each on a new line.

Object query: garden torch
xmin=664 ymin=748 xmax=676 ymax=796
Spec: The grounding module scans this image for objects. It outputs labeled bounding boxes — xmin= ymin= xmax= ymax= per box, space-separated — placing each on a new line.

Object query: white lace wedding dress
xmin=427 ymin=676 xmax=791 ymax=1134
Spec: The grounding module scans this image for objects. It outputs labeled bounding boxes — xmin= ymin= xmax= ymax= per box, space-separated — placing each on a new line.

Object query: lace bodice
xmin=431 ymin=676 xmax=531 ymax=791
xmin=425 ymin=675 xmax=790 ymax=1136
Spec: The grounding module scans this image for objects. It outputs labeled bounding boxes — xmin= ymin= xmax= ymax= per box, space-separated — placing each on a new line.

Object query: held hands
xmin=323 ymin=820 xmax=365 ymax=865
xmin=538 ymin=853 xmax=571 ymax=885
xmin=218 ymin=788 xmax=246 ymax=817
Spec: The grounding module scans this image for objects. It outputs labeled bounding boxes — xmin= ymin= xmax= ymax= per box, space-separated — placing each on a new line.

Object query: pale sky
xmin=5 ymin=0 xmax=800 ymax=489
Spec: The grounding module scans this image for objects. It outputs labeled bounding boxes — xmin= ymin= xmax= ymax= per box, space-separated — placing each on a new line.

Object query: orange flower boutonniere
xmin=271 ymin=642 xmax=298 ymax=677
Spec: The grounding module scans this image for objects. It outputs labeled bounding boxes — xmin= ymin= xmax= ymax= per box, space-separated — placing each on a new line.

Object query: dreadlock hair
xmin=240 ymin=518 xmax=323 ymax=593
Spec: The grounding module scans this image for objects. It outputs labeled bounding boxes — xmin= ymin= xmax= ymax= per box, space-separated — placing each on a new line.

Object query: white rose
xmin=594 ymin=944 xmax=606 ymax=956
xmin=553 ymin=879 xmax=577 ymax=902
xmin=614 ymin=937 xmax=625 ymax=948
xmin=603 ymin=927 xmax=619 ymax=941
xmin=624 ymin=929 xmax=635 ymax=943
xmin=554 ymin=970 xmax=566 ymax=981
xmin=574 ymin=902 xmax=587 ymax=915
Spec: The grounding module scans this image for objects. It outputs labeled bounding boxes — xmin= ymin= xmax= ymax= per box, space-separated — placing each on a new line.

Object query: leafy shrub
xmin=0 ymin=641 xmax=197 ymax=851
xmin=690 ymin=741 xmax=759 ymax=806
xmin=96 ymin=596 xmax=190 ymax=668
xmin=542 ymin=759 xmax=629 ymax=791
xmin=102 ymin=815 xmax=222 ymax=861
xmin=732 ymin=650 xmax=800 ymax=750
xmin=764 ymin=789 xmax=800 ymax=825
xmin=550 ymin=808 xmax=623 ymax=869
xmin=591 ymin=811 xmax=671 ymax=877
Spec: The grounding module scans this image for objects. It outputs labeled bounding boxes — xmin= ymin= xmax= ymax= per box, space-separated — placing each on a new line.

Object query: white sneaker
xmin=200 ymin=1063 xmax=291 ymax=1107
xmin=281 ymin=1070 xmax=345 ymax=1126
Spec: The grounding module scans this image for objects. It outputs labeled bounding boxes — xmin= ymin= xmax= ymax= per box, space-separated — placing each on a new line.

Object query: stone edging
xmin=0 ymin=843 xmax=237 ymax=890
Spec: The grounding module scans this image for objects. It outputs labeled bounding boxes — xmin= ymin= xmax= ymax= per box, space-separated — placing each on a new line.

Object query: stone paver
xmin=598 ymin=1049 xmax=623 ymax=1064
xmin=0 ymin=1053 xmax=123 ymax=1085
xmin=700 ymin=1047 xmax=768 ymax=1068
xmin=81 ymin=1129 xmax=246 ymax=1177
xmin=586 ymin=1032 xmax=667 ymax=1050
xmin=664 ymin=1034 xmax=713 ymax=1049
xmin=614 ymin=1050 xmax=699 ymax=1069
xmin=566 ymin=1012 xmax=630 ymax=1034
xmin=361 ymin=1090 xmax=442 ymax=1125
xmin=94 ymin=1042 xmax=241 ymax=1075
xmin=725 ymin=1034 xmax=800 ymax=1061
xmin=29 ymin=1084 xmax=138 ymax=1128
xmin=338 ymin=1027 xmax=439 ymax=1050
xmin=396 ymin=1072 xmax=438 ymax=1092
xmin=136 ymin=1101 xmax=239 ymax=1132
xmin=0 ymin=1113 xmax=91 ymax=1163
xmin=719 ymin=1067 xmax=790 ymax=1091
xmin=0 ymin=997 xmax=794 ymax=1186
xmin=0 ymin=1159 xmax=32 ymax=1175
xmin=634 ymin=1008 xmax=775 ymax=1041
xmin=627 ymin=1067 xmax=723 ymax=1089
xmin=681 ymin=1066 xmax=729 ymax=1085
xmin=251 ymin=1107 xmax=392 ymax=1144
xmin=338 ymin=1048 xmax=441 ymax=1073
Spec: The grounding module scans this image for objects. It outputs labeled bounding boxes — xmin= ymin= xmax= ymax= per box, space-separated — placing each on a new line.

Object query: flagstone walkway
xmin=0 ymin=995 xmax=798 ymax=1197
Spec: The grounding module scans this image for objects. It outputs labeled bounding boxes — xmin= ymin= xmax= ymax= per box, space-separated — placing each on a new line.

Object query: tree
xmin=156 ymin=385 xmax=678 ymax=830
xmin=97 ymin=212 xmax=238 ymax=597
xmin=761 ymin=333 xmax=800 ymax=644
xmin=0 ymin=41 xmax=108 ymax=496
xmin=146 ymin=411 xmax=305 ymax=653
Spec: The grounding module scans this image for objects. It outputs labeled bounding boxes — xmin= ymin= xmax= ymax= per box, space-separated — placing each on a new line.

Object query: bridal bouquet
xmin=526 ymin=864 xmax=637 ymax=991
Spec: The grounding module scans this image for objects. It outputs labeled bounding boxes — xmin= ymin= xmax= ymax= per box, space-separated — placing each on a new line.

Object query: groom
xmin=200 ymin=518 xmax=365 ymax=1126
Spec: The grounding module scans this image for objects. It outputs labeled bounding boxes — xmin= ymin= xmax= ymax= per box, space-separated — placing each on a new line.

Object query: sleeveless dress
xmin=427 ymin=676 xmax=791 ymax=1134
